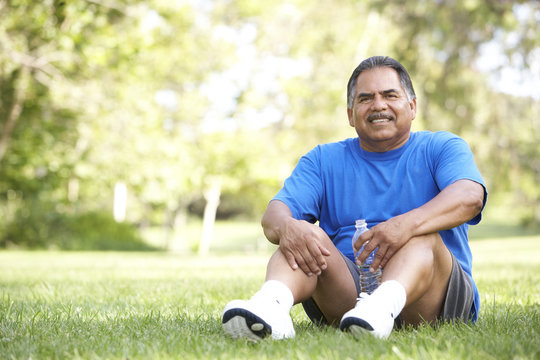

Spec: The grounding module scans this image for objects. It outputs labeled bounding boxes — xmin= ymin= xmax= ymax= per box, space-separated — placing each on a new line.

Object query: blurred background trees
xmin=1 ymin=0 xmax=538 ymax=251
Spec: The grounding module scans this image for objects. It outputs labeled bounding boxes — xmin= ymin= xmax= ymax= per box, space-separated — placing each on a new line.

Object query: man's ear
xmin=409 ymin=98 xmax=417 ymax=120
xmin=347 ymin=108 xmax=354 ymax=127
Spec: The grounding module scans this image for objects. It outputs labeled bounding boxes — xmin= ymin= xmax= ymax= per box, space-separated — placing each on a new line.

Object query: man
xmin=221 ymin=56 xmax=487 ymax=341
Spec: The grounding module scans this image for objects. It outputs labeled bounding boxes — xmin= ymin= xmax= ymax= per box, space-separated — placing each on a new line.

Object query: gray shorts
xmin=302 ymin=252 xmax=474 ymax=326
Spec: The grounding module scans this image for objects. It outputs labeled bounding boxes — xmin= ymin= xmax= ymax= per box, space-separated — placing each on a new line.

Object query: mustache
xmin=367 ymin=113 xmax=394 ymax=122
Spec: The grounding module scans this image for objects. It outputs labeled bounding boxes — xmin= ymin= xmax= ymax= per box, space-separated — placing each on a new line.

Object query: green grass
xmin=1 ymin=236 xmax=539 ymax=359
xmin=141 ymin=219 xmax=272 ymax=254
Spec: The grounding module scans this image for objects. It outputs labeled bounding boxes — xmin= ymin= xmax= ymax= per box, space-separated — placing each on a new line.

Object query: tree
xmin=374 ymin=0 xmax=540 ymax=224
xmin=2 ymin=0 xmax=539 ymax=250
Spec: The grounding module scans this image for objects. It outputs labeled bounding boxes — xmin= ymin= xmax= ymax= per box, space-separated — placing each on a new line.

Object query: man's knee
xmin=385 ymin=233 xmax=442 ymax=272
xmin=406 ymin=232 xmax=442 ymax=250
xmin=399 ymin=233 xmax=450 ymax=267
xmin=395 ymin=233 xmax=453 ymax=325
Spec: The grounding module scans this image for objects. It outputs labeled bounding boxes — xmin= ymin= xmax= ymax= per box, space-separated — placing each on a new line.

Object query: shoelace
xmin=356 ymin=292 xmax=369 ymax=301
xmin=354 ymin=292 xmax=370 ymax=306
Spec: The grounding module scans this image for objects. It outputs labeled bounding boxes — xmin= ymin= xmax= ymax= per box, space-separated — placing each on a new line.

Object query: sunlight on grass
xmin=471 ymin=236 xmax=540 ymax=306
xmin=1 ymin=236 xmax=539 ymax=359
xmin=141 ymin=219 xmax=274 ymax=254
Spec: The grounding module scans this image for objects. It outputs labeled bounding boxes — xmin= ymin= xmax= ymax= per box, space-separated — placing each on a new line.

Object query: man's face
xmin=347 ymin=67 xmax=416 ymax=152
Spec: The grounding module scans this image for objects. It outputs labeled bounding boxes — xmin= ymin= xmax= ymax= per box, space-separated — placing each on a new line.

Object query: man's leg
xmin=265 ymin=238 xmax=359 ymax=325
xmin=383 ymin=232 xmax=452 ymax=325
xmin=340 ymin=232 xmax=453 ymax=338
xmin=222 ymin=235 xmax=358 ymax=340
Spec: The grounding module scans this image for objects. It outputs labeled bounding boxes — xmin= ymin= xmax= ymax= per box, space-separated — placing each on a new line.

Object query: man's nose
xmin=371 ymin=95 xmax=387 ymax=111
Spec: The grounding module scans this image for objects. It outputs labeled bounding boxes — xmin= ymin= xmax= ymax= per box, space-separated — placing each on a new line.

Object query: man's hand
xmin=352 ymin=179 xmax=484 ymax=271
xmin=353 ymin=215 xmax=414 ymax=272
xmin=278 ymin=217 xmax=332 ymax=276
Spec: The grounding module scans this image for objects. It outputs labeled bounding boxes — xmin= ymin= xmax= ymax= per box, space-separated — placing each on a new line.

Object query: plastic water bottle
xmin=352 ymin=219 xmax=382 ymax=294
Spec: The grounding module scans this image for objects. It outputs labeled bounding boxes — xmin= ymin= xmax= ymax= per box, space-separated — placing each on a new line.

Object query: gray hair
xmin=347 ymin=56 xmax=416 ymax=108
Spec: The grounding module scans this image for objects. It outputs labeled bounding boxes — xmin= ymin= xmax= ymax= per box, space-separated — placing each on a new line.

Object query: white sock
xmin=253 ymin=280 xmax=294 ymax=311
xmin=370 ymin=280 xmax=407 ymax=319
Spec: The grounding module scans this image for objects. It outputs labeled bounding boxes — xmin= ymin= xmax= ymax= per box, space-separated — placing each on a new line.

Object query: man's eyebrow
xmin=357 ymin=89 xmax=400 ymax=98
xmin=357 ymin=92 xmax=373 ymax=98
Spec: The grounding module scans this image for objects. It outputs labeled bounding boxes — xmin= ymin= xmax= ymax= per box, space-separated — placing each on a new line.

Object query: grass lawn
xmin=1 ymin=234 xmax=539 ymax=359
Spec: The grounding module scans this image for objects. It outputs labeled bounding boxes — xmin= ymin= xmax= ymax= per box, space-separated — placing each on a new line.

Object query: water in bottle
xmin=351 ymin=219 xmax=382 ymax=294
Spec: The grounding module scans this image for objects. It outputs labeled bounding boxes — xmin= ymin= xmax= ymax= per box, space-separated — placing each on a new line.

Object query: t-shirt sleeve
xmin=433 ymin=132 xmax=488 ymax=225
xmin=272 ymin=147 xmax=323 ymax=223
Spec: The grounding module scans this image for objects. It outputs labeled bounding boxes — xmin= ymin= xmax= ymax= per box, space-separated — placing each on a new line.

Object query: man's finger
xmin=357 ymin=239 xmax=377 ymax=265
xmin=302 ymin=250 xmax=322 ymax=276
xmin=377 ymin=247 xmax=395 ymax=269
xmin=284 ymin=250 xmax=298 ymax=270
xmin=295 ymin=252 xmax=314 ymax=276
xmin=369 ymin=246 xmax=384 ymax=272
xmin=319 ymin=244 xmax=331 ymax=257
xmin=355 ymin=231 xmax=372 ymax=252
xmin=306 ymin=242 xmax=327 ymax=274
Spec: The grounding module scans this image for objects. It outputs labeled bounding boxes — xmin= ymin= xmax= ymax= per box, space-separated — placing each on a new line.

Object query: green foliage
xmin=0 ymin=235 xmax=539 ymax=359
xmin=0 ymin=0 xmax=539 ymax=251
xmin=372 ymin=0 xmax=540 ymax=224
xmin=2 ymin=204 xmax=154 ymax=251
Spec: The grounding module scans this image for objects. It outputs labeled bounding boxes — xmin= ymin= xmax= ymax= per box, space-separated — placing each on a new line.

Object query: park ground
xmin=0 ymin=222 xmax=539 ymax=359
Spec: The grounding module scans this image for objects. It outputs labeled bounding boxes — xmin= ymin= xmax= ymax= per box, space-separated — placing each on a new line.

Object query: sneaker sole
xmin=222 ymin=308 xmax=272 ymax=342
xmin=340 ymin=317 xmax=374 ymax=339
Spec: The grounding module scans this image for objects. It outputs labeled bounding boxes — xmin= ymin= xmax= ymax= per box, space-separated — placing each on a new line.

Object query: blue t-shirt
xmin=273 ymin=131 xmax=487 ymax=320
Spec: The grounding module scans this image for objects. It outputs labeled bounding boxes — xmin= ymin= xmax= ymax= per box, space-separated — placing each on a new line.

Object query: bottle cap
xmin=355 ymin=219 xmax=366 ymax=227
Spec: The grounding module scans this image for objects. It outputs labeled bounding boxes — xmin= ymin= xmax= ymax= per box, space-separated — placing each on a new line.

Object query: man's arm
xmin=262 ymin=200 xmax=331 ymax=276
xmin=355 ymin=179 xmax=485 ymax=271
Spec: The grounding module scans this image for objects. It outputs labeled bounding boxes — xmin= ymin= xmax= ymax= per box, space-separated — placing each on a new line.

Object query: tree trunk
xmin=198 ymin=176 xmax=222 ymax=256
xmin=113 ymin=181 xmax=127 ymax=222
xmin=0 ymin=68 xmax=28 ymax=163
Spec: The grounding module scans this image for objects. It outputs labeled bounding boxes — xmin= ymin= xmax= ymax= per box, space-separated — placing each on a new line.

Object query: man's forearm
xmin=261 ymin=200 xmax=294 ymax=245
xmin=402 ymin=179 xmax=485 ymax=238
